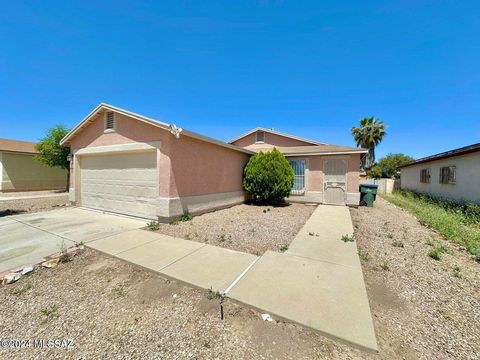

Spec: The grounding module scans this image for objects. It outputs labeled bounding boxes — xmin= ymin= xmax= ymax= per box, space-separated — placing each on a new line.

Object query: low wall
xmin=360 ymin=178 xmax=399 ymax=194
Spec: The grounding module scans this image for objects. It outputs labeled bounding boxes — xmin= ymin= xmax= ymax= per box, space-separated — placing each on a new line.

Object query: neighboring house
xmin=60 ymin=103 xmax=367 ymax=221
xmin=400 ymin=143 xmax=480 ymax=203
xmin=0 ymin=138 xmax=67 ymax=192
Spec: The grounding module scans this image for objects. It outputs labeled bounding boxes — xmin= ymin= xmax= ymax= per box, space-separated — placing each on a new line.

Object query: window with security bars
xmin=420 ymin=168 xmax=430 ymax=183
xmin=439 ymin=166 xmax=456 ymax=184
xmin=288 ymin=159 xmax=305 ymax=195
xmin=105 ymin=111 xmax=115 ymax=130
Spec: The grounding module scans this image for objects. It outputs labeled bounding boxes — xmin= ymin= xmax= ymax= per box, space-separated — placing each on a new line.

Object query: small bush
xmin=41 ymin=305 xmax=59 ymax=323
xmin=358 ymin=249 xmax=370 ymax=262
xmin=243 ymin=148 xmax=294 ymax=203
xmin=380 ymin=261 xmax=390 ymax=271
xmin=180 ymin=212 xmax=192 ymax=222
xmin=207 ymin=287 xmax=223 ymax=300
xmin=12 ymin=282 xmax=32 ymax=295
xmin=147 ymin=220 xmax=160 ymax=231
xmin=279 ymin=244 xmax=289 ymax=252
xmin=341 ymin=234 xmax=354 ymax=242
xmin=428 ymin=244 xmax=450 ymax=260
xmin=452 ymin=265 xmax=462 ymax=278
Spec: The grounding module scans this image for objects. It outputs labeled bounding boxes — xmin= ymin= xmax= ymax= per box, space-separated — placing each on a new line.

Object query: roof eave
xmin=228 ymin=127 xmax=326 ymax=146
xmin=283 ymin=150 xmax=368 ymax=157
xmin=60 ymin=103 xmax=172 ymax=146
xmin=60 ymin=103 xmax=254 ymax=155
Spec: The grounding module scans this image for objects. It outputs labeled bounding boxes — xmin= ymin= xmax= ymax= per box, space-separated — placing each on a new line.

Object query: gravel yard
xmin=0 ymin=191 xmax=69 ymax=217
xmin=350 ymin=197 xmax=480 ymax=360
xmin=0 ymin=248 xmax=359 ymax=360
xmin=1 ymin=198 xmax=479 ymax=359
xmin=154 ymin=203 xmax=316 ymax=255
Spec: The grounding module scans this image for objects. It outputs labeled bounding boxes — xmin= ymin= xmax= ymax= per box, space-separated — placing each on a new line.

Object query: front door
xmin=323 ymin=159 xmax=347 ymax=205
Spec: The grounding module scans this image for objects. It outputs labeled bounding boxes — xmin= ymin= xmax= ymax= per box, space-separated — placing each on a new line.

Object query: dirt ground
xmin=350 ymin=197 xmax=480 ymax=360
xmin=1 ymin=198 xmax=478 ymax=359
xmin=0 ymin=190 xmax=69 ymax=217
xmin=154 ymin=203 xmax=316 ymax=255
xmin=0 ymin=248 xmax=361 ymax=360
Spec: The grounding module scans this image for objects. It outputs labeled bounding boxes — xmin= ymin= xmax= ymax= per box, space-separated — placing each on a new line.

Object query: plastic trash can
xmin=359 ymin=184 xmax=378 ymax=207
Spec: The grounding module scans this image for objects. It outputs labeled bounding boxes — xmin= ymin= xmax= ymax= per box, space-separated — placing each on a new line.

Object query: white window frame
xmin=104 ymin=111 xmax=116 ymax=133
xmin=255 ymin=131 xmax=265 ymax=143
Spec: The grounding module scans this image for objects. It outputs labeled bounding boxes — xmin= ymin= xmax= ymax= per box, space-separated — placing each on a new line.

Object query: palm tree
xmin=351 ymin=117 xmax=386 ymax=171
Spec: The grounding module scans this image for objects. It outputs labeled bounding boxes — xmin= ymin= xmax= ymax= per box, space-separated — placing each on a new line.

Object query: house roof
xmin=0 ymin=138 xmax=37 ymax=154
xmin=60 ymin=103 xmax=254 ymax=155
xmin=228 ymin=127 xmax=327 ymax=146
xmin=401 ymin=142 xmax=480 ymax=168
xmin=272 ymin=145 xmax=367 ymax=156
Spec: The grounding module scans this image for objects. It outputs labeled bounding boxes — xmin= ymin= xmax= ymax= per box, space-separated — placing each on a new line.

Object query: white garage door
xmin=80 ymin=151 xmax=158 ymax=219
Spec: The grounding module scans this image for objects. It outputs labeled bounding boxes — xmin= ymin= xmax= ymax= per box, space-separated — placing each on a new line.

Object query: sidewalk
xmin=227 ymin=205 xmax=377 ymax=351
xmin=87 ymin=205 xmax=378 ymax=352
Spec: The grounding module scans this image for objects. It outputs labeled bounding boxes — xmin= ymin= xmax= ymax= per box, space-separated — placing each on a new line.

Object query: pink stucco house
xmin=61 ymin=103 xmax=367 ymax=221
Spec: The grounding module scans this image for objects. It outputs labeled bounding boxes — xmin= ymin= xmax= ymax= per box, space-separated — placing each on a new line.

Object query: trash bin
xmin=359 ymin=184 xmax=378 ymax=207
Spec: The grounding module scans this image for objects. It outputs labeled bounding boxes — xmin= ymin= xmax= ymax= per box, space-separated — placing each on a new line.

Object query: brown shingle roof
xmin=252 ymin=145 xmax=367 ymax=155
xmin=0 ymin=138 xmax=37 ymax=154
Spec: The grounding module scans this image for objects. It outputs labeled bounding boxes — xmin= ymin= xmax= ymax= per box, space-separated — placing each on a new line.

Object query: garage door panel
xmin=80 ymin=151 xmax=158 ymax=219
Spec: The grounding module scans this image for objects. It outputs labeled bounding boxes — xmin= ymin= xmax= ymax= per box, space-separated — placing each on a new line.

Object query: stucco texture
xmin=401 ymin=152 xmax=480 ymax=203
xmin=0 ymin=151 xmax=67 ymax=192
xmin=68 ymin=111 xmax=250 ymax=199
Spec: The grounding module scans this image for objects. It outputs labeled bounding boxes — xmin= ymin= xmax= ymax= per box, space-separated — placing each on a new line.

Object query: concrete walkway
xmin=89 ymin=229 xmax=258 ymax=293
xmin=86 ymin=205 xmax=377 ymax=352
xmin=228 ymin=205 xmax=377 ymax=352
xmin=0 ymin=208 xmax=145 ymax=273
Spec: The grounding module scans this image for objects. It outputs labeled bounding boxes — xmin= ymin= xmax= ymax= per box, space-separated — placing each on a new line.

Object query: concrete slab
xmin=0 ymin=217 xmax=17 ymax=227
xmin=160 ymin=245 xmax=258 ymax=292
xmin=0 ymin=222 xmax=75 ymax=273
xmin=14 ymin=208 xmax=145 ymax=242
xmin=88 ymin=229 xmax=167 ymax=255
xmin=287 ymin=205 xmax=361 ymax=269
xmin=228 ymin=251 xmax=377 ymax=352
xmin=1 ymin=208 xmax=145 ymax=273
xmin=116 ymin=236 xmax=205 ymax=271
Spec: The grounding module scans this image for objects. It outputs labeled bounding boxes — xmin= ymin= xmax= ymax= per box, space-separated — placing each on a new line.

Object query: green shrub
xmin=179 ymin=212 xmax=192 ymax=222
xmin=147 ymin=220 xmax=160 ymax=231
xmin=243 ymin=148 xmax=294 ymax=204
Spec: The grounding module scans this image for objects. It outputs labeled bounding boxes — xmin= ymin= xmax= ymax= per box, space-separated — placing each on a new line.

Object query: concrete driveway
xmin=0 ymin=208 xmax=145 ymax=273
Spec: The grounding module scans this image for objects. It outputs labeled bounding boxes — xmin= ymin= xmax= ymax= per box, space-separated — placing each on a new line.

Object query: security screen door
xmin=323 ymin=159 xmax=347 ymax=205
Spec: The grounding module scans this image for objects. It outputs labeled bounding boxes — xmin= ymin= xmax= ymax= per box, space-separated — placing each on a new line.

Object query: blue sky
xmin=0 ymin=1 xmax=478 ymax=159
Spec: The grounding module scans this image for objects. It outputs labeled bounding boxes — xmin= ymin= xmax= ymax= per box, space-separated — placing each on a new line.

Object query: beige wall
xmin=400 ymin=152 xmax=480 ymax=203
xmin=0 ymin=151 xmax=67 ymax=192
xmin=232 ymin=131 xmax=315 ymax=150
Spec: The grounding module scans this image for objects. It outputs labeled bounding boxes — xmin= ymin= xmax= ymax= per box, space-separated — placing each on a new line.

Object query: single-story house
xmin=60 ymin=103 xmax=367 ymax=221
xmin=0 ymin=138 xmax=67 ymax=192
xmin=400 ymin=142 xmax=480 ymax=203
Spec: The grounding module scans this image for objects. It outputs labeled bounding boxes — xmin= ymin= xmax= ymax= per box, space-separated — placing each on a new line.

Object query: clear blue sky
xmin=1 ymin=1 xmax=478 ymax=159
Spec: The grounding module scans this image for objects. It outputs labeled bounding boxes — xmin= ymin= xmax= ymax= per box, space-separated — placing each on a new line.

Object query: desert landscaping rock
xmin=154 ymin=203 xmax=315 ymax=255
xmin=0 ymin=190 xmax=69 ymax=216
xmin=1 ymin=198 xmax=478 ymax=359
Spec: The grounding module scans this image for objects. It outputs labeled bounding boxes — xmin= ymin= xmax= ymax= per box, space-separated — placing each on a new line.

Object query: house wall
xmin=400 ymin=152 xmax=480 ymax=203
xmin=68 ymin=111 xmax=250 ymax=220
xmin=0 ymin=151 xmax=67 ymax=192
xmin=232 ymin=131 xmax=315 ymax=150
xmin=287 ymin=153 xmax=361 ymax=205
